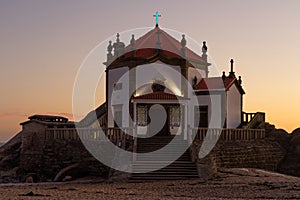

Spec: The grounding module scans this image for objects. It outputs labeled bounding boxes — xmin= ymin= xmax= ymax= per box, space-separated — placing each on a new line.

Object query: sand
xmin=0 ymin=168 xmax=299 ymax=199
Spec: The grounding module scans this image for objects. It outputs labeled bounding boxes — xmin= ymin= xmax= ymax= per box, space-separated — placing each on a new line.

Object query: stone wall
xmin=18 ymin=126 xmax=135 ymax=182
xmin=20 ymin=138 xmax=109 ymax=182
xmin=18 ymin=125 xmax=110 ymax=182
xmin=191 ymin=138 xmax=286 ymax=177
xmin=1 ymin=119 xmax=298 ymax=182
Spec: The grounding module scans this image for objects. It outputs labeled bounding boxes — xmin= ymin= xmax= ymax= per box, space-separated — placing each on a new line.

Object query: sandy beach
xmin=0 ymin=168 xmax=299 ymax=199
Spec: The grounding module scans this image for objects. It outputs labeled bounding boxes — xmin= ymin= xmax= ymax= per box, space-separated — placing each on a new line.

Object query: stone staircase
xmin=131 ymin=135 xmax=199 ymax=181
xmin=242 ymin=112 xmax=265 ymax=129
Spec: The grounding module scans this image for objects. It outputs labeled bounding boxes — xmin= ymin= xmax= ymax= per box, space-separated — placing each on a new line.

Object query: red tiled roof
xmin=123 ymin=27 xmax=204 ymax=63
xmin=132 ymin=91 xmax=188 ymax=100
xmin=194 ymin=77 xmax=236 ymax=91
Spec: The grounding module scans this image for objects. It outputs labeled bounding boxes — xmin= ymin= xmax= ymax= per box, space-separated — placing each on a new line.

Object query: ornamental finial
xmin=181 ymin=34 xmax=186 ymax=47
xmin=107 ymin=41 xmax=112 ymax=54
xmin=230 ymin=59 xmax=234 ymax=72
xmin=116 ymin=33 xmax=120 ymax=43
xmin=202 ymin=41 xmax=208 ymax=53
xmin=130 ymin=34 xmax=135 ymax=47
xmin=229 ymin=59 xmax=235 ymax=77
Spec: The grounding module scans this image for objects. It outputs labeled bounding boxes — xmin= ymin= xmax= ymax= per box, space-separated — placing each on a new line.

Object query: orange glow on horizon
xmin=1 ymin=1 xmax=300 ymax=141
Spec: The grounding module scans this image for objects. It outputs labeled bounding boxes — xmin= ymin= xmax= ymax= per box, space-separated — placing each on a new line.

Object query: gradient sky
xmin=0 ymin=0 xmax=300 ymax=141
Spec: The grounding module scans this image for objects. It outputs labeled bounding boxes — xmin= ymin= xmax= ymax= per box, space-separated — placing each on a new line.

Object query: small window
xmin=113 ymin=82 xmax=122 ymax=91
xmin=137 ymin=105 xmax=147 ymax=126
xmin=114 ymin=111 xmax=122 ymax=128
xmin=170 ymin=106 xmax=180 ymax=127
xmin=113 ymin=105 xmax=123 ymax=128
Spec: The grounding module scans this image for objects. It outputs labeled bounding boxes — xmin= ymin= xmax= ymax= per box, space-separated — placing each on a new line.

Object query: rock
xmin=53 ymin=163 xmax=79 ymax=182
xmin=0 ymin=167 xmax=19 ymax=178
xmin=25 ymin=176 xmax=34 ymax=183
xmin=19 ymin=191 xmax=50 ymax=197
xmin=278 ymin=127 xmax=300 ymax=177
xmin=22 ymin=173 xmax=40 ymax=183
xmin=22 ymin=191 xmax=34 ymax=196
xmin=265 ymin=129 xmax=290 ymax=151
xmin=291 ymin=128 xmax=300 ymax=145
xmin=62 ymin=175 xmax=72 ymax=182
xmin=291 ymin=128 xmax=300 ymax=136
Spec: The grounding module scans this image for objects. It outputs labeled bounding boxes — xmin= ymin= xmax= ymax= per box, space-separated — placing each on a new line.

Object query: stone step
xmin=137 ymin=145 xmax=189 ymax=148
xmin=137 ymin=146 xmax=188 ymax=149
xmin=136 ymin=152 xmax=190 ymax=156
xmin=135 ymin=157 xmax=190 ymax=162
xmin=138 ymin=139 xmax=186 ymax=142
xmin=135 ymin=153 xmax=190 ymax=158
xmin=131 ymin=135 xmax=197 ymax=181
xmin=138 ymin=142 xmax=186 ymax=145
xmin=137 ymin=142 xmax=188 ymax=146
xmin=133 ymin=161 xmax=195 ymax=165
xmin=132 ymin=173 xmax=199 ymax=177
xmin=131 ymin=174 xmax=199 ymax=180
xmin=136 ymin=153 xmax=190 ymax=157
xmin=133 ymin=168 xmax=198 ymax=172
xmin=137 ymin=150 xmax=189 ymax=153
xmin=130 ymin=176 xmax=197 ymax=181
xmin=133 ymin=165 xmax=197 ymax=169
xmin=133 ymin=164 xmax=196 ymax=169
xmin=132 ymin=172 xmax=198 ymax=176
xmin=138 ymin=138 xmax=186 ymax=141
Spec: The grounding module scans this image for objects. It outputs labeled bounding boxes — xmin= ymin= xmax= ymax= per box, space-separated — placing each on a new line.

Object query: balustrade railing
xmin=242 ymin=112 xmax=265 ymax=129
xmin=191 ymin=128 xmax=265 ymax=141
xmin=45 ymin=127 xmax=133 ymax=147
xmin=45 ymin=126 xmax=265 ymax=148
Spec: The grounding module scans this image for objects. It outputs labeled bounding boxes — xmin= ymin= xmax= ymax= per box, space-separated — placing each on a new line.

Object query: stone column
xmin=133 ymin=102 xmax=137 ymax=138
xmin=133 ymin=102 xmax=137 ymax=162
xmin=184 ymin=103 xmax=189 ymax=141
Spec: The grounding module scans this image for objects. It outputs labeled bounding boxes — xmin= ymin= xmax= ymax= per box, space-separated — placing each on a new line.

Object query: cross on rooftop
xmin=153 ymin=11 xmax=161 ymax=27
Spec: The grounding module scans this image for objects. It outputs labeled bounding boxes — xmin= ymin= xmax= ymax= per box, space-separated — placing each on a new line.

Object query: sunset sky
xmin=0 ymin=0 xmax=300 ymax=141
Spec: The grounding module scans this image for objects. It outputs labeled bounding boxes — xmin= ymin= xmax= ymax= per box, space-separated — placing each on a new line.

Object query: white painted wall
xmin=107 ymin=67 xmax=130 ymax=128
xmin=226 ymin=84 xmax=242 ymax=128
xmin=135 ymin=61 xmax=182 ymax=96
xmin=189 ymin=94 xmax=223 ymax=128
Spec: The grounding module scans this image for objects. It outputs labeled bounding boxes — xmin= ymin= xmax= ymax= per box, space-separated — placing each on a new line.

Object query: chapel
xmin=102 ymin=15 xmax=246 ymax=139
xmin=17 ymin=13 xmax=266 ymax=180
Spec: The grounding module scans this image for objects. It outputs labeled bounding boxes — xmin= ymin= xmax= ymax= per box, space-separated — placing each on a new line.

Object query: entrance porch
xmin=131 ymin=92 xmax=189 ymax=139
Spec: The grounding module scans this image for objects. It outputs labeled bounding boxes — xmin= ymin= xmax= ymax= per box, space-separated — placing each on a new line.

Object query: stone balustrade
xmin=192 ymin=128 xmax=265 ymax=141
xmin=45 ymin=127 xmax=265 ymax=144
xmin=45 ymin=127 xmax=133 ymax=146
xmin=242 ymin=112 xmax=265 ymax=129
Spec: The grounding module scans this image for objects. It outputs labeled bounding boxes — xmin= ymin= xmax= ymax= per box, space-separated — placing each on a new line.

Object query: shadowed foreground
xmin=0 ymin=168 xmax=299 ymax=199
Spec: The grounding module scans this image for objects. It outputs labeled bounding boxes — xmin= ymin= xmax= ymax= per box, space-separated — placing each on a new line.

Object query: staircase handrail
xmin=243 ymin=112 xmax=265 ymax=129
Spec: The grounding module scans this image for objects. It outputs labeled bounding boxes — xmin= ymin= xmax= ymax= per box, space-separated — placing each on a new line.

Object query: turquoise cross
xmin=153 ymin=11 xmax=161 ymax=26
